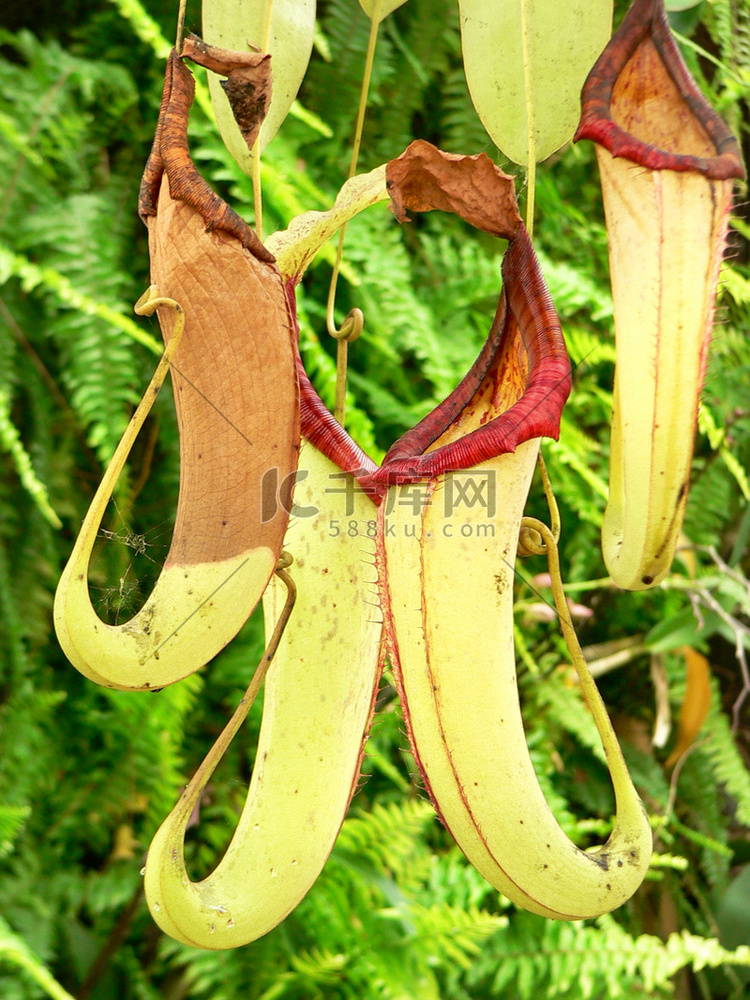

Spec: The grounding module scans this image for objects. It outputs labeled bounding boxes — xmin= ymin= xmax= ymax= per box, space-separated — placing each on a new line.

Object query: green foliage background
xmin=0 ymin=0 xmax=750 ymax=997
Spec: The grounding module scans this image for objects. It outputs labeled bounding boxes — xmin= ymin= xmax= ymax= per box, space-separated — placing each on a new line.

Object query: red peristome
xmin=575 ymin=0 xmax=744 ymax=180
xmin=298 ymin=360 xmax=380 ymax=485
xmin=367 ymin=228 xmax=571 ymax=486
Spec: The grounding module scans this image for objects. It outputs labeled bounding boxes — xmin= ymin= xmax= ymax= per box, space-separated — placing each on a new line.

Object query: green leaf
xmin=666 ymin=0 xmax=703 ymax=11
xmin=359 ymin=0 xmax=410 ymax=22
xmin=203 ymin=0 xmax=316 ymax=168
xmin=645 ymin=603 xmax=750 ymax=655
xmin=458 ymin=0 xmax=613 ymax=165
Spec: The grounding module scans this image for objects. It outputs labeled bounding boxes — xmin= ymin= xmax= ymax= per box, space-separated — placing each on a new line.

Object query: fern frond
xmin=701 ymin=677 xmax=750 ymax=827
xmin=0 ymin=390 xmax=60 ymax=527
xmin=336 ymin=799 xmax=436 ymax=873
xmin=406 ymin=902 xmax=506 ymax=970
xmin=96 ymin=670 xmax=205 ymax=835
xmin=0 ymin=805 xmax=30 ymax=858
xmin=467 ymin=911 xmax=750 ymax=1000
xmin=107 ymin=0 xmax=171 ymax=59
xmin=536 ymin=248 xmax=613 ymax=325
xmin=0 ymin=916 xmax=76 ymax=1000
xmin=0 ymin=243 xmax=160 ymax=356
xmin=547 ymin=414 xmax=608 ymax=526
xmin=254 ymin=947 xmax=347 ymax=1000
xmin=535 ymin=671 xmax=607 ymax=764
xmin=685 ymin=457 xmax=735 ymax=546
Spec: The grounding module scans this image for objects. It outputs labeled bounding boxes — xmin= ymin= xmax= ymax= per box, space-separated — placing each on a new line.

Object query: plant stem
xmin=327 ymin=0 xmax=383 ymax=426
xmin=251 ymin=0 xmax=275 ymax=240
xmin=175 ymin=0 xmax=187 ymax=53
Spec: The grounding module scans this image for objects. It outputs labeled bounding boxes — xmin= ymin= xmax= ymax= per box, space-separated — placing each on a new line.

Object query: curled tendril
xmin=517 ymin=451 xmax=560 ymax=558
xmin=519 ymin=514 xmax=619 ymax=769
xmin=328 ymin=306 xmax=364 ymax=343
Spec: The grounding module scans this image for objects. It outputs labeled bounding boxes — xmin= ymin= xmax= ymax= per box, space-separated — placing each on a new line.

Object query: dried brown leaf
xmin=386 ymin=140 xmax=522 ymax=239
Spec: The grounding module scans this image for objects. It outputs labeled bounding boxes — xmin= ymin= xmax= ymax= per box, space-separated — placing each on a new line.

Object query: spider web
xmin=90 ymin=498 xmax=174 ymax=625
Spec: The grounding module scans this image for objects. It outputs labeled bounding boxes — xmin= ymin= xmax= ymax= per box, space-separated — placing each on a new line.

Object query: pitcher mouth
xmin=574 ymin=0 xmax=744 ymax=181
xmin=295 ymin=140 xmax=570 ymax=493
